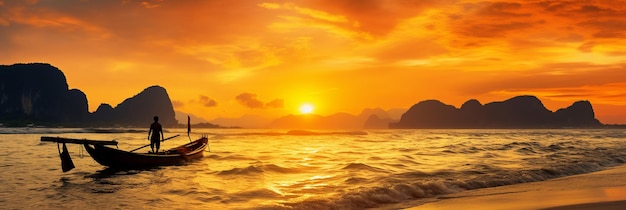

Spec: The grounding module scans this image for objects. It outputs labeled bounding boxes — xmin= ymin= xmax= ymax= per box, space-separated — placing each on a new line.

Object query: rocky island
xmin=0 ymin=63 xmax=177 ymax=127
xmin=390 ymin=96 xmax=602 ymax=128
xmin=0 ymin=63 xmax=609 ymax=129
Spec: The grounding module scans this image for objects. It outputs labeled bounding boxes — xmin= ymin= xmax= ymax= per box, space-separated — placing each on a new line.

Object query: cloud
xmin=0 ymin=1 xmax=111 ymax=41
xmin=446 ymin=0 xmax=626 ymax=43
xmin=235 ymin=92 xmax=283 ymax=109
xmin=3 ymin=0 xmax=626 ymax=124
xmin=375 ymin=38 xmax=449 ymax=62
xmin=140 ymin=0 xmax=164 ymax=9
xmin=236 ymin=93 xmax=265 ymax=109
xmin=266 ymin=99 xmax=284 ymax=108
xmin=462 ymin=21 xmax=536 ymax=38
xmin=578 ymin=19 xmax=626 ymax=38
xmin=259 ymin=2 xmax=349 ymax=24
xmin=171 ymin=100 xmax=184 ymax=108
xmin=199 ymin=95 xmax=218 ymax=107
xmin=471 ymin=2 xmax=531 ymax=17
xmin=459 ymin=61 xmax=626 ymax=97
xmin=578 ymin=42 xmax=595 ymax=53
xmin=451 ymin=2 xmax=538 ymax=38
xmin=299 ymin=0 xmax=441 ymax=36
xmin=489 ymin=82 xmax=626 ymax=105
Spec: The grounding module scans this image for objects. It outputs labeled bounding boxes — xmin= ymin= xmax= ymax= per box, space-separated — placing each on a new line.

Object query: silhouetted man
xmin=148 ymin=116 xmax=164 ymax=153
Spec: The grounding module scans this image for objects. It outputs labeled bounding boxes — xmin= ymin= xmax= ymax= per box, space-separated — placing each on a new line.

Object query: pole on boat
xmin=187 ymin=115 xmax=192 ymax=143
xmin=187 ymin=115 xmax=210 ymax=152
xmin=129 ymin=134 xmax=181 ymax=152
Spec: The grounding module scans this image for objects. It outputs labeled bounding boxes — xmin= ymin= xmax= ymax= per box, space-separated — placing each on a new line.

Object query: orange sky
xmin=2 ymin=0 xmax=626 ymax=124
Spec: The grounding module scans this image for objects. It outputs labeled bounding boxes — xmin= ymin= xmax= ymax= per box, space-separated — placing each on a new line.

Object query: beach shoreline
xmin=377 ymin=164 xmax=626 ymax=210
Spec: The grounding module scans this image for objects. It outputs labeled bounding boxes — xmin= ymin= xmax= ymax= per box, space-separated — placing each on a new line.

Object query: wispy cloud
xmin=2 ymin=0 xmax=626 ymax=122
xmin=236 ymin=92 xmax=283 ymax=109
xmin=199 ymin=95 xmax=218 ymax=107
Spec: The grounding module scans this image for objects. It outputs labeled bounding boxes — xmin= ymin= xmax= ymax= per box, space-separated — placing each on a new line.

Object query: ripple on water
xmin=3 ymin=129 xmax=626 ymax=210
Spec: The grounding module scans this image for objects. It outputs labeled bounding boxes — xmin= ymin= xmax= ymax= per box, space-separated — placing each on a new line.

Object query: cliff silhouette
xmin=92 ymin=86 xmax=177 ymax=127
xmin=390 ymin=96 xmax=602 ymax=128
xmin=0 ymin=63 xmax=177 ymax=127
xmin=0 ymin=63 xmax=607 ymax=129
xmin=0 ymin=63 xmax=89 ymax=126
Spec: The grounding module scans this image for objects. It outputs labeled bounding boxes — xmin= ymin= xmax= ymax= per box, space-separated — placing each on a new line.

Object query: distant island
xmin=390 ymin=96 xmax=603 ymax=129
xmin=0 ymin=63 xmax=616 ymax=129
xmin=0 ymin=63 xmax=183 ymax=127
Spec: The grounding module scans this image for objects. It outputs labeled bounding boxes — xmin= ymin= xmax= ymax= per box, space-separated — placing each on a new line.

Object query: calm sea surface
xmin=1 ymin=128 xmax=625 ymax=209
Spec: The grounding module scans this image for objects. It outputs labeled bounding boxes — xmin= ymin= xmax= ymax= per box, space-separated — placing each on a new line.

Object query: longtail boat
xmin=41 ymin=135 xmax=209 ymax=171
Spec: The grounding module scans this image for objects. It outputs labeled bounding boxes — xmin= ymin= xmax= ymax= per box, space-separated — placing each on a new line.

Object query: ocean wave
xmin=273 ymin=148 xmax=626 ymax=209
xmin=217 ymin=164 xmax=307 ymax=176
xmin=217 ymin=165 xmax=264 ymax=176
xmin=342 ymin=163 xmax=386 ymax=172
xmin=7 ymin=129 xmax=626 ymax=210
xmin=279 ymin=162 xmax=623 ymax=210
xmin=207 ymin=154 xmax=258 ymax=161
xmin=344 ymin=176 xmax=369 ymax=184
xmin=230 ymin=189 xmax=284 ymax=201
xmin=516 ymin=147 xmax=537 ymax=154
xmin=281 ymin=181 xmax=461 ymax=209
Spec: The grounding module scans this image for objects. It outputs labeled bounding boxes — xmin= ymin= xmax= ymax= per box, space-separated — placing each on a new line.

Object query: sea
xmin=1 ymin=128 xmax=625 ymax=209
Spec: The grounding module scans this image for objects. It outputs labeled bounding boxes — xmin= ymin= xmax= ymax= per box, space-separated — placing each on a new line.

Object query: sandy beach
xmin=398 ymin=164 xmax=626 ymax=210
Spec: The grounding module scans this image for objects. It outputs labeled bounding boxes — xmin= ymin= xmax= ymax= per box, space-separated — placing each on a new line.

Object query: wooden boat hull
xmin=84 ymin=137 xmax=208 ymax=168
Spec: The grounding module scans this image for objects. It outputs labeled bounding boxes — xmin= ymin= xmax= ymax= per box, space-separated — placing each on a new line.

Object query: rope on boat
xmin=203 ymin=134 xmax=211 ymax=152
xmin=78 ymin=144 xmax=84 ymax=158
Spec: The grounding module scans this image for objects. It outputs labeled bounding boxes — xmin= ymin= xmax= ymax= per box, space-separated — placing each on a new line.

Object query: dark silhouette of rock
xmin=64 ymin=89 xmax=90 ymax=123
xmin=484 ymin=96 xmax=553 ymax=128
xmin=459 ymin=99 xmax=485 ymax=127
xmin=393 ymin=100 xmax=462 ymax=128
xmin=0 ymin=63 xmax=88 ymax=126
xmin=390 ymin=95 xmax=603 ymax=128
xmin=267 ymin=108 xmax=399 ymax=129
xmin=0 ymin=63 xmax=179 ymax=127
xmin=93 ymin=86 xmax=177 ymax=127
xmin=360 ymin=108 xmax=394 ymax=129
xmin=554 ymin=101 xmax=601 ymax=127
xmin=363 ymin=114 xmax=394 ymax=129
xmin=359 ymin=108 xmax=391 ymax=120
xmin=91 ymin=103 xmax=115 ymax=125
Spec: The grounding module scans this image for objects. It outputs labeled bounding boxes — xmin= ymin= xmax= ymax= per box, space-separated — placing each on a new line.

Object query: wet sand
xmin=403 ymin=164 xmax=626 ymax=210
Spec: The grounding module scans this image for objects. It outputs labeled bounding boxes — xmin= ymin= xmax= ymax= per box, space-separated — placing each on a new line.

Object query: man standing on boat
xmin=148 ymin=116 xmax=164 ymax=153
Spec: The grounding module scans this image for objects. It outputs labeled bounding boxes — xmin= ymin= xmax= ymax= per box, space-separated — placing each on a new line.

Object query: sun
xmin=299 ymin=103 xmax=314 ymax=114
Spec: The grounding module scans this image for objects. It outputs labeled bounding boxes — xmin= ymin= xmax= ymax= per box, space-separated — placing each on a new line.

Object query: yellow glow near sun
xmin=299 ymin=103 xmax=314 ymax=114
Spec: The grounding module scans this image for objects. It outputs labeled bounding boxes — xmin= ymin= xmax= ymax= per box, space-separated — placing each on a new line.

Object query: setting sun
xmin=299 ymin=104 xmax=314 ymax=114
xmin=2 ymin=1 xmax=626 ymax=124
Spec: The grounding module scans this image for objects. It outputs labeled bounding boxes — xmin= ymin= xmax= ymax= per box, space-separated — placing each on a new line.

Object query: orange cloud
xmin=199 ymin=95 xmax=218 ymax=107
xmin=236 ymin=92 xmax=284 ymax=109
xmin=2 ymin=0 xmax=626 ymax=123
xmin=490 ymin=82 xmax=626 ymax=106
xmin=171 ymin=99 xmax=184 ymax=108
